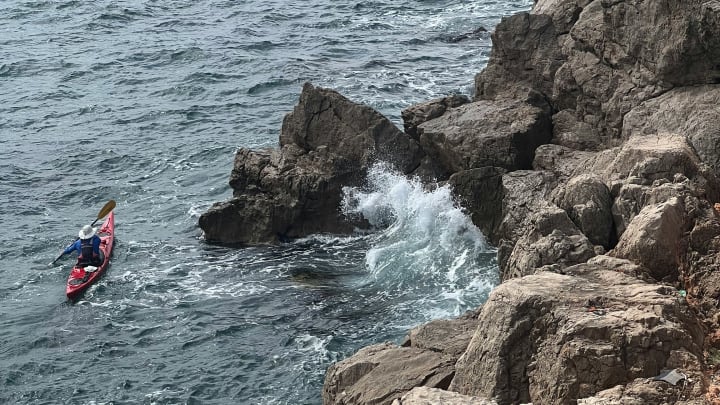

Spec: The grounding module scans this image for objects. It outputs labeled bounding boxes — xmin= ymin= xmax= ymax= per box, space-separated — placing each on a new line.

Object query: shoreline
xmin=201 ymin=0 xmax=720 ymax=403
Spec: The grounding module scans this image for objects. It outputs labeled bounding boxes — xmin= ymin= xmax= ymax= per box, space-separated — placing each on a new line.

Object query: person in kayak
xmin=62 ymin=225 xmax=103 ymax=267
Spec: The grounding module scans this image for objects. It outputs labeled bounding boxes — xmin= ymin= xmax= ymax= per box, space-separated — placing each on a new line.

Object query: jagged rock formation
xmin=200 ymin=0 xmax=720 ymax=403
xmin=317 ymin=0 xmax=720 ymax=404
xmin=199 ymin=82 xmax=423 ymax=244
xmin=477 ymin=0 xmax=720 ymax=145
xmin=449 ymin=267 xmax=704 ymax=403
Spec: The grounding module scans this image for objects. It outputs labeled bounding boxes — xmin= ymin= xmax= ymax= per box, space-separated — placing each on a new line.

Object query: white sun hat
xmin=78 ymin=225 xmax=97 ymax=239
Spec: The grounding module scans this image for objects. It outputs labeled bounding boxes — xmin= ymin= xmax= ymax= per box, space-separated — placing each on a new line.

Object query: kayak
xmin=66 ymin=211 xmax=115 ymax=301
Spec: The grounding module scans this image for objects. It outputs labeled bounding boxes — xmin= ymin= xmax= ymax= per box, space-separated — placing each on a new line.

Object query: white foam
xmin=290 ymin=333 xmax=338 ymax=371
xmin=341 ymin=163 xmax=497 ymax=315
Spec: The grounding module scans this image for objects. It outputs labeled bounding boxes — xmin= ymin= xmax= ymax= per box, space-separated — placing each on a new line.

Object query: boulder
xmin=503 ymin=205 xmax=596 ymax=280
xmin=570 ymin=133 xmax=717 ymax=241
xmin=200 ymin=83 xmax=424 ymax=244
xmin=281 ymin=82 xmax=423 ymax=174
xmin=493 ymin=170 xmax=559 ymax=270
xmin=682 ymin=208 xmax=720 ymax=327
xmin=474 ymin=12 xmax=564 ymax=102
xmin=478 ymin=0 xmax=720 ymax=145
xmin=401 ymin=317 xmax=480 ymax=359
xmin=610 ymin=178 xmax=694 ymax=240
xmin=573 ymin=1 xmax=720 ymax=87
xmin=610 ymin=135 xmax=705 ymax=184
xmin=416 ymin=98 xmax=552 ymax=178
xmin=400 ymin=94 xmax=470 ymax=140
xmin=622 ymin=85 xmax=720 ymax=179
xmin=552 ymin=174 xmax=613 ymax=248
xmin=532 ymin=0 xmax=593 ymax=33
xmin=532 ymin=144 xmax=595 ymax=180
xmin=610 ymin=197 xmax=689 ymax=282
xmin=551 ymin=0 xmax=720 ymax=140
xmin=578 ymin=377 xmax=706 ymax=405
xmin=580 ymin=134 xmax=716 ymax=190
xmin=322 ymin=343 xmax=456 ymax=405
xmin=586 ymin=255 xmax=651 ymax=281
xmin=200 ymin=145 xmax=363 ymax=244
xmin=449 ymin=267 xmax=705 ymax=404
xmin=550 ymin=109 xmax=604 ymax=151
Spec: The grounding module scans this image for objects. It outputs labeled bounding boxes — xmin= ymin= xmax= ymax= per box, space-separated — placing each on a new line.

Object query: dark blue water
xmin=0 ymin=1 xmax=531 ymax=403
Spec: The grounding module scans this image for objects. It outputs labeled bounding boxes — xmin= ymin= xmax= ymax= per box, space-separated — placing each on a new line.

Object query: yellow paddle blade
xmin=96 ymin=200 xmax=116 ymax=220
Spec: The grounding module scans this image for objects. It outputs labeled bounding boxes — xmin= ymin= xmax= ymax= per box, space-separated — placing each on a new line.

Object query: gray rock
xmin=449 ymin=268 xmax=704 ymax=404
xmin=503 ymin=205 xmax=596 ymax=280
xmin=532 ymin=143 xmax=595 ymax=180
xmin=610 ymin=197 xmax=689 ymax=282
xmin=402 ymin=318 xmax=480 ymax=360
xmin=577 ymin=133 xmax=719 ymax=241
xmin=281 ymin=82 xmax=423 ymax=174
xmin=683 ymin=205 xmax=720 ymax=328
xmin=622 ymin=85 xmax=720 ymax=180
xmin=401 ymin=94 xmax=470 ymax=141
xmin=448 ymin=167 xmax=506 ymax=238
xmin=582 ymin=134 xmax=713 ymax=187
xmin=586 ymin=255 xmax=651 ymax=280
xmin=493 ymin=170 xmax=559 ymax=265
xmin=552 ymin=174 xmax=613 ymax=248
xmin=474 ymin=12 xmax=563 ymax=103
xmin=417 ymin=98 xmax=552 ymax=178
xmin=200 ymin=83 xmax=424 ymax=244
xmin=551 ymin=109 xmax=603 ymax=151
xmin=200 ymin=144 xmax=363 ymax=244
xmin=532 ymin=0 xmax=593 ymax=33
xmin=578 ymin=374 xmax=705 ymax=405
xmin=479 ymin=0 xmax=720 ymax=144
xmin=322 ymin=343 xmax=456 ymax=405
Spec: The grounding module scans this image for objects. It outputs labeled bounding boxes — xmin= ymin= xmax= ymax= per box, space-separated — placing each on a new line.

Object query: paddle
xmin=49 ymin=200 xmax=116 ymax=266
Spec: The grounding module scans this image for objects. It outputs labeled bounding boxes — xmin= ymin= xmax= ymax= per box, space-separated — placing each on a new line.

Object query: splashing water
xmin=343 ymin=163 xmax=498 ymax=317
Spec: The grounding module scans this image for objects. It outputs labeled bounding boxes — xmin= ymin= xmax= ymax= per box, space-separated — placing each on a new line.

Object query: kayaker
xmin=61 ymin=225 xmax=103 ymax=267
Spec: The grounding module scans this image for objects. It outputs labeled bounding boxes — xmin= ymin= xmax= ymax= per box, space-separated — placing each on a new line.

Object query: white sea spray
xmin=342 ymin=163 xmax=497 ymax=319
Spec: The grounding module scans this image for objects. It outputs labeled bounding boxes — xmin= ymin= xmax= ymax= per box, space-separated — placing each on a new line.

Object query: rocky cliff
xmin=200 ymin=0 xmax=720 ymax=403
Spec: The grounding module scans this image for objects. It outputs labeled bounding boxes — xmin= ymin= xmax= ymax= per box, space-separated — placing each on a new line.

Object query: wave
xmin=342 ymin=163 xmax=497 ymax=318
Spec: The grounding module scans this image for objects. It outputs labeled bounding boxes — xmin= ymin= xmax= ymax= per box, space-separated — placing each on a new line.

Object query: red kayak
xmin=66 ymin=211 xmax=115 ymax=301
